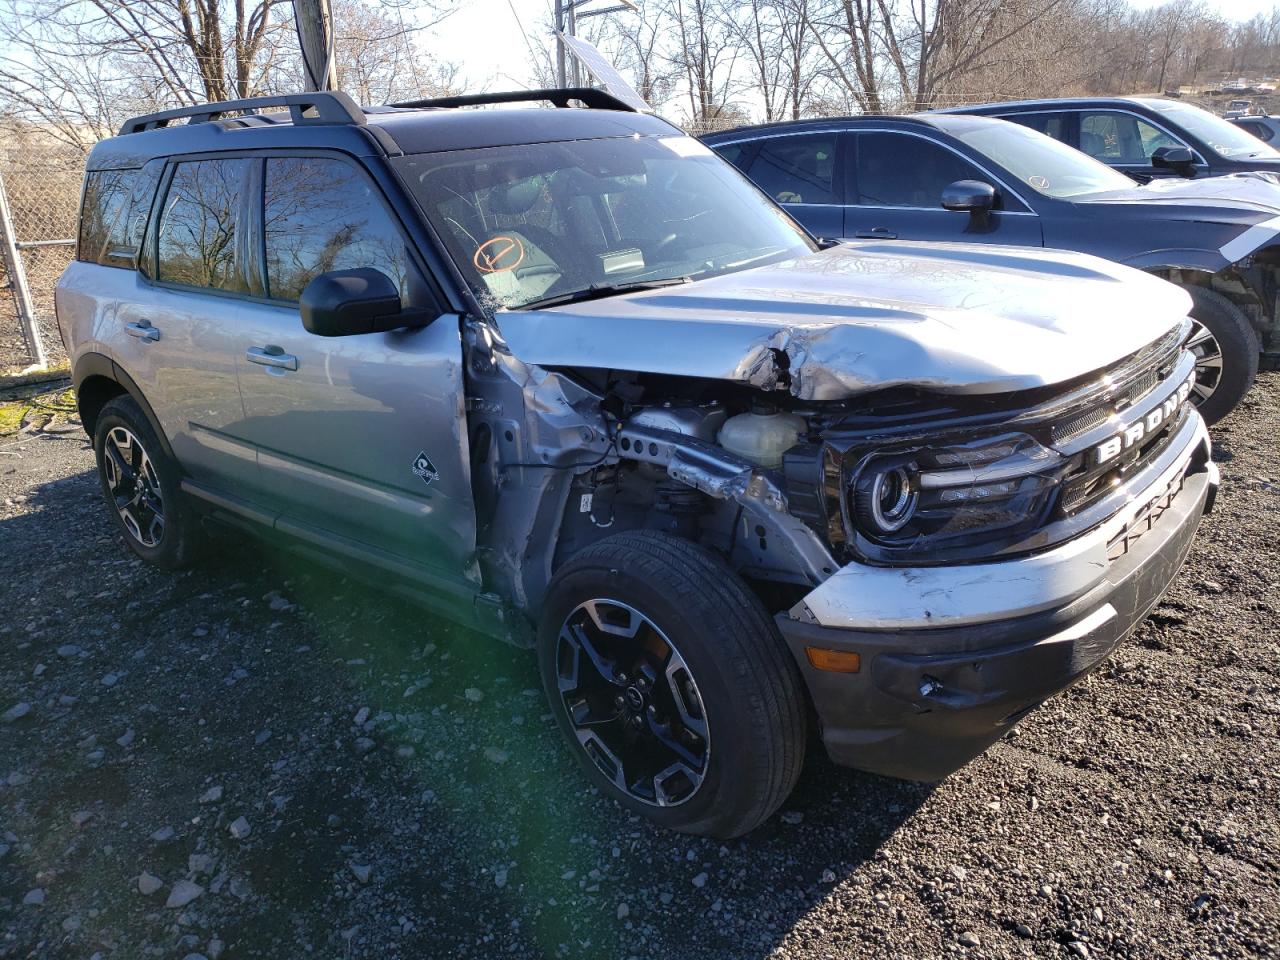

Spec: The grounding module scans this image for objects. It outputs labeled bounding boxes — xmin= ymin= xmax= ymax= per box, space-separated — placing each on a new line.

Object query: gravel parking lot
xmin=1 ymin=375 xmax=1278 ymax=960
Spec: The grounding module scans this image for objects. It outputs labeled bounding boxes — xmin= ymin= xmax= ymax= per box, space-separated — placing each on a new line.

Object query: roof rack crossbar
xmin=389 ymin=87 xmax=636 ymax=113
xmin=119 ymin=91 xmax=366 ymax=136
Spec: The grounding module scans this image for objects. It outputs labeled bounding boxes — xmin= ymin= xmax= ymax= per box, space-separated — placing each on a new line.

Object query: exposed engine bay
xmin=463 ymin=312 xmax=1197 ymax=645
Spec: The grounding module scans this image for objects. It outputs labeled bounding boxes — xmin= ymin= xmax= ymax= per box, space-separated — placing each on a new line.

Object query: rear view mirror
xmin=1151 ymin=145 xmax=1196 ymax=177
xmin=941 ymin=180 xmax=996 ymax=227
xmin=299 ymin=268 xmax=435 ymax=337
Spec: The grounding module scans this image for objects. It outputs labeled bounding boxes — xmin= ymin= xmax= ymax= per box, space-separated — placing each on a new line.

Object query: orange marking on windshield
xmin=473 ymin=236 xmax=526 ymax=273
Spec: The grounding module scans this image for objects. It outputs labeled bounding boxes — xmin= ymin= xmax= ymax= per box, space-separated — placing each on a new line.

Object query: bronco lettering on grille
xmin=1095 ymin=374 xmax=1194 ymax=465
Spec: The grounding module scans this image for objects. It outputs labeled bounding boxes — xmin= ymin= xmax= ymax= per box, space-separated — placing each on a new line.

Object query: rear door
xmin=845 ymin=130 xmax=1043 ymax=246
xmin=119 ymin=156 xmax=259 ymax=493
xmin=228 ymin=154 xmax=477 ymax=578
xmin=723 ymin=131 xmax=845 ymax=239
xmin=1002 ymin=110 xmax=1077 ymax=148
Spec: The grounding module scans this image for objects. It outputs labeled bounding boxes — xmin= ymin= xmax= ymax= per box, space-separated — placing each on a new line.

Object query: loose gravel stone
xmin=165 ymin=880 xmax=203 ymax=908
xmin=228 ymin=817 xmax=252 ymax=840
xmin=137 ymin=872 xmax=163 ymax=895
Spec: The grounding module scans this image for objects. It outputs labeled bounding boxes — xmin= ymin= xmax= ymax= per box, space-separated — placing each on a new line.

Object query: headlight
xmin=846 ymin=433 xmax=1067 ymax=564
xmin=855 ymin=463 xmax=918 ymax=534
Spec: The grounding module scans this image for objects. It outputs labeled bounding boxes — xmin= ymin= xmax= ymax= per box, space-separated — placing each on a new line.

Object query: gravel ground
xmin=1 ymin=375 xmax=1278 ymax=960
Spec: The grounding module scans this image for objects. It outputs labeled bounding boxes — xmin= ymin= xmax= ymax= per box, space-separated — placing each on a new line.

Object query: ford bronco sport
xmin=57 ymin=89 xmax=1217 ymax=838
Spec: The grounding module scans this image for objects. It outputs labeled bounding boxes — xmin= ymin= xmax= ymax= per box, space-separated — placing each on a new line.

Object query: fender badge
xmin=411 ymin=451 xmax=439 ymax=486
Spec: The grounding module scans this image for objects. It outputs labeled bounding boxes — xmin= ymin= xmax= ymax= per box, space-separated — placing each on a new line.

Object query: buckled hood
xmin=1080 ymin=171 xmax=1280 ymax=224
xmin=495 ymin=241 xmax=1189 ymax=402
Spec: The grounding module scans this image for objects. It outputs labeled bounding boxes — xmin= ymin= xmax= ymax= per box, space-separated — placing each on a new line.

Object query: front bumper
xmin=775 ymin=416 xmax=1216 ymax=782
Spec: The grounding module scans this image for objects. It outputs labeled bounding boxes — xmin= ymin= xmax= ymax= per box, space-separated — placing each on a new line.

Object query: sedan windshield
xmin=1143 ymin=99 xmax=1280 ymax=159
xmin=395 ymin=135 xmax=815 ymax=310
xmin=940 ymin=117 xmax=1136 ymax=199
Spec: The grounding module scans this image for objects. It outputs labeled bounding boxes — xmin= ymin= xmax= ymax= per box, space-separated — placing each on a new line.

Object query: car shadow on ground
xmin=2 ymin=458 xmax=931 ymax=959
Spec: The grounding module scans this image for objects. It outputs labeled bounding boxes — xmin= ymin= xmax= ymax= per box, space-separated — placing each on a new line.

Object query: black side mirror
xmin=1151 ymin=145 xmax=1196 ymax=177
xmin=299 ymin=268 xmax=435 ymax=337
xmin=941 ymin=180 xmax=996 ymax=227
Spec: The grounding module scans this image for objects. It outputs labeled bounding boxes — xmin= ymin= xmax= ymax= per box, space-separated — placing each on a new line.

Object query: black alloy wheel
xmin=101 ymin=424 xmax=165 ymax=548
xmin=538 ymin=530 xmax=807 ymax=838
xmin=554 ymin=598 xmax=710 ymax=807
xmin=93 ymin=395 xmax=203 ymax=569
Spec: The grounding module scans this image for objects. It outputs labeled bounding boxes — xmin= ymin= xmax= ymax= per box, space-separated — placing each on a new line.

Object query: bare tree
xmin=667 ymin=0 xmax=743 ymax=125
xmin=275 ymin=0 xmax=461 ymax=103
xmin=0 ymin=0 xmax=456 ymax=151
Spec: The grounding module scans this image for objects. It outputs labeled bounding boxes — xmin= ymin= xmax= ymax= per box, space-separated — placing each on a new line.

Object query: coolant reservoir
xmin=717 ymin=405 xmax=806 ymax=469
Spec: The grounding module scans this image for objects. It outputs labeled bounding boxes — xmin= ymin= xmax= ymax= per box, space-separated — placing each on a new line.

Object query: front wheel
xmin=537 ymin=531 xmax=807 ymax=838
xmin=1180 ymin=285 xmax=1260 ymax=425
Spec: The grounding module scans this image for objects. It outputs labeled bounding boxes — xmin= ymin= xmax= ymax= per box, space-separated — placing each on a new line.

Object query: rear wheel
xmin=1180 ymin=284 xmax=1260 ymax=425
xmin=93 ymin=395 xmax=203 ymax=569
xmin=537 ymin=531 xmax=806 ymax=838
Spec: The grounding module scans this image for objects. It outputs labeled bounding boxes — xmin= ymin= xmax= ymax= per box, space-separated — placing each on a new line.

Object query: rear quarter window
xmin=78 ymin=163 xmax=161 ymax=269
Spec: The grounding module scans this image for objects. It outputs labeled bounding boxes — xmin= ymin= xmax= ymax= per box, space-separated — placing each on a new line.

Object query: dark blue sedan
xmin=703 ymin=113 xmax=1280 ymax=423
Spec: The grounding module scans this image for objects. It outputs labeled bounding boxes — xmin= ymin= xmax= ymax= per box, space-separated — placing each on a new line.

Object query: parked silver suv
xmin=56 ymin=90 xmax=1217 ymax=837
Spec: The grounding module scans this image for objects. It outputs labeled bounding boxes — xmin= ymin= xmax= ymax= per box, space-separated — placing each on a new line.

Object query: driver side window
xmin=1079 ymin=112 xmax=1181 ymax=164
xmin=853 ymin=132 xmax=983 ymax=209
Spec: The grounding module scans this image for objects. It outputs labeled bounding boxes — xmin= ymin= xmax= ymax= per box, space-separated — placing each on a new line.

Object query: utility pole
xmin=555 ymin=0 xmax=638 ymax=88
xmin=294 ymin=0 xmax=337 ymax=92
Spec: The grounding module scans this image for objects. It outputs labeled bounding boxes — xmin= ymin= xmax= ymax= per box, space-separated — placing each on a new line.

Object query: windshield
xmin=942 ymin=118 xmax=1136 ymax=198
xmin=1145 ymin=100 xmax=1280 ymax=159
xmin=395 ymin=135 xmax=815 ymax=310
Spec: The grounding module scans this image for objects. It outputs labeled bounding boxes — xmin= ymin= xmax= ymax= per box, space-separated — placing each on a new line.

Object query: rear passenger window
xmin=156 ymin=158 xmax=250 ymax=291
xmin=79 ymin=164 xmax=161 ymax=268
xmin=742 ymin=135 xmax=837 ymax=204
xmin=1012 ymin=112 xmax=1068 ymax=143
xmin=263 ymin=157 xmax=408 ymax=301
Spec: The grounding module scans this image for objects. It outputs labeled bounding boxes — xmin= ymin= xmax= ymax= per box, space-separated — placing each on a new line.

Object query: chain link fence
xmin=1 ymin=144 xmax=84 ymax=375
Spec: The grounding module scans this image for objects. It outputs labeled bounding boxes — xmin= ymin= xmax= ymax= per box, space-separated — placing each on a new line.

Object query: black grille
xmin=1058 ymin=405 xmax=1189 ymax=516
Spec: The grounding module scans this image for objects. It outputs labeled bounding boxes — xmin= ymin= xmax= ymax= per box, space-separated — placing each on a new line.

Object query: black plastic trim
xmin=776 ymin=462 xmax=1212 ymax=782
xmin=390 ymin=87 xmax=636 ymax=112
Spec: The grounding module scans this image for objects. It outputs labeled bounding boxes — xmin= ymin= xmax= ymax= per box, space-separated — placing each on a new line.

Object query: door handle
xmin=854 ymin=227 xmax=897 ymax=239
xmin=245 ymin=345 xmax=298 ymax=371
xmin=124 ymin=319 xmax=160 ymax=341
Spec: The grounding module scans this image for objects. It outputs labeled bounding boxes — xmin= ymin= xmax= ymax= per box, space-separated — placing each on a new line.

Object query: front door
xmin=229 ymin=155 xmax=477 ymax=580
xmin=844 ymin=131 xmax=1044 ymax=246
xmin=1076 ymin=110 xmax=1207 ymax=182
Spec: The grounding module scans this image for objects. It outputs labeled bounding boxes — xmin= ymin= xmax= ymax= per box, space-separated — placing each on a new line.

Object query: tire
xmin=1180 ymin=284 xmax=1260 ymax=426
xmin=537 ymin=530 xmax=806 ymax=838
xmin=93 ymin=395 xmax=203 ymax=569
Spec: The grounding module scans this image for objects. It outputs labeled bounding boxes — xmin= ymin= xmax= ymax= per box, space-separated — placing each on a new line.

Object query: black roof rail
xmin=119 ymin=91 xmax=366 ymax=136
xmin=389 ymin=87 xmax=637 ymax=113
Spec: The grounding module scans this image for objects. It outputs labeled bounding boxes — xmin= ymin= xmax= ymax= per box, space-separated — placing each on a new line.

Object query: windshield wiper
xmin=515 ymin=276 xmax=692 ymax=310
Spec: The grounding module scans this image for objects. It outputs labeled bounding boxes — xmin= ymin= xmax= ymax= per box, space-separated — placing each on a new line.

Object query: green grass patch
xmin=0 ymin=400 xmax=25 ymax=434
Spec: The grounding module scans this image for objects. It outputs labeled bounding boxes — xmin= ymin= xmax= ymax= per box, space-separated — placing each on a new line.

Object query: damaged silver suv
xmin=57 ymin=90 xmax=1217 ymax=838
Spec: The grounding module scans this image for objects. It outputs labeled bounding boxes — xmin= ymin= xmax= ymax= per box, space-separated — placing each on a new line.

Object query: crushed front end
xmin=773 ymin=321 xmax=1217 ymax=780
